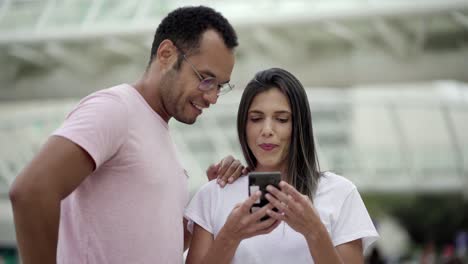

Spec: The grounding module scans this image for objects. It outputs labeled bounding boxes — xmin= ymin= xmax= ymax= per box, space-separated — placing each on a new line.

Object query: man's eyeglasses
xmin=181 ymin=54 xmax=234 ymax=96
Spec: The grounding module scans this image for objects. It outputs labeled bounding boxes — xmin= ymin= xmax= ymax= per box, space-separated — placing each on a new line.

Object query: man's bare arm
xmin=9 ymin=136 xmax=95 ymax=264
xmin=183 ymin=218 xmax=192 ymax=251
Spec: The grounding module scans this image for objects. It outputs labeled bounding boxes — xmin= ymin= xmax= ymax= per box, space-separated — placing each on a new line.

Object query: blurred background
xmin=1 ymin=0 xmax=468 ymax=263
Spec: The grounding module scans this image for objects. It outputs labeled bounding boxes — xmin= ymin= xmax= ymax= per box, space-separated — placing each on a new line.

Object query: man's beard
xmin=159 ymin=69 xmax=197 ymax=125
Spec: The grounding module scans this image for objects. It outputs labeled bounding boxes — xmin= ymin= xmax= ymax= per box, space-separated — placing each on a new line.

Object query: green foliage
xmin=362 ymin=193 xmax=468 ymax=246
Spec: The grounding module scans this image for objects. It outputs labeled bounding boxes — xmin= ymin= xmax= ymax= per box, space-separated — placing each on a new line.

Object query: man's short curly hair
xmin=149 ymin=6 xmax=238 ymax=68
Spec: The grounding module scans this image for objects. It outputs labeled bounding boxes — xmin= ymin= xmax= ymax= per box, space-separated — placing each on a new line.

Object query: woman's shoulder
xmin=195 ymin=175 xmax=249 ymax=195
xmin=219 ymin=175 xmax=249 ymax=194
xmin=316 ymin=171 xmax=357 ymax=196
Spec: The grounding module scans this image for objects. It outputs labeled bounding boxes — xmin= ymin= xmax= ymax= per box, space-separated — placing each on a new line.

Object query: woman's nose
xmin=261 ymin=120 xmax=273 ymax=136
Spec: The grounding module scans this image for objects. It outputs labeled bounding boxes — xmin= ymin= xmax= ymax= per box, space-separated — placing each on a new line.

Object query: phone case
xmin=248 ymin=172 xmax=281 ymax=220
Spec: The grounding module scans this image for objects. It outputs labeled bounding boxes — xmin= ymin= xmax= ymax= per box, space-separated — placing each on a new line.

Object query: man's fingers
xmin=206 ymin=163 xmax=219 ymax=181
xmin=216 ymin=155 xmax=234 ymax=178
xmin=219 ymin=160 xmax=240 ymax=180
xmin=242 ymin=166 xmax=252 ymax=175
xmin=218 ymin=159 xmax=245 ymax=187
xmin=226 ymin=163 xmax=243 ymax=184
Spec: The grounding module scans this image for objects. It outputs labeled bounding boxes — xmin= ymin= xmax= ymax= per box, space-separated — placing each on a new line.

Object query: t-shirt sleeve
xmin=332 ymin=187 xmax=379 ymax=253
xmin=52 ymin=92 xmax=128 ymax=169
xmin=184 ymin=181 xmax=218 ymax=234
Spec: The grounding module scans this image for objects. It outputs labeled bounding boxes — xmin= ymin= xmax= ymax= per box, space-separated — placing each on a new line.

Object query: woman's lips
xmin=259 ymin=144 xmax=278 ymax=151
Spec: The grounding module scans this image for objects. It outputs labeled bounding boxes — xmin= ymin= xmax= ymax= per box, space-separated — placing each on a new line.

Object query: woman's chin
xmin=256 ymin=161 xmax=283 ymax=171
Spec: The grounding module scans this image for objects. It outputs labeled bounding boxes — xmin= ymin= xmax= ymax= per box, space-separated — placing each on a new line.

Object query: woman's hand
xmin=265 ymin=181 xmax=323 ymax=238
xmin=219 ymin=191 xmax=281 ymax=243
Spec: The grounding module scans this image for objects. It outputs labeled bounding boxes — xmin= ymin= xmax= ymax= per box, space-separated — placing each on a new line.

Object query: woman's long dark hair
xmin=237 ymin=68 xmax=321 ymax=198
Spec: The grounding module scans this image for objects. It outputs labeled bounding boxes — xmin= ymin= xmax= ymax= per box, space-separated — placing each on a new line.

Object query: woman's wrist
xmin=216 ymin=227 xmax=241 ymax=247
xmin=303 ymin=224 xmax=342 ymax=263
xmin=303 ymin=223 xmax=330 ymax=244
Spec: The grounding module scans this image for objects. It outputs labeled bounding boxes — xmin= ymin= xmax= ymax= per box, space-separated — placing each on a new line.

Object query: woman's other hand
xmin=265 ymin=181 xmax=324 ymax=238
xmin=218 ymin=191 xmax=281 ymax=243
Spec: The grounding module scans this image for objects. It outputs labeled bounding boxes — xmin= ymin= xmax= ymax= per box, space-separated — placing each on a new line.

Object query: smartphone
xmin=248 ymin=171 xmax=281 ymax=220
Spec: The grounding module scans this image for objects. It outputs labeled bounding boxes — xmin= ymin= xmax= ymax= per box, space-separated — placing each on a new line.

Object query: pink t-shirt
xmin=53 ymin=84 xmax=189 ymax=263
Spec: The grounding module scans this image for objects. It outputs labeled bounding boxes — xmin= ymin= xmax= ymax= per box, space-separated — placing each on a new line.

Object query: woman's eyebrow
xmin=248 ymin=110 xmax=291 ymax=114
xmin=274 ymin=111 xmax=291 ymax=114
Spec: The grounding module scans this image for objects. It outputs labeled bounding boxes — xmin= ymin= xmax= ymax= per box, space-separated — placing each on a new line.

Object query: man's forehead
xmin=193 ymin=33 xmax=235 ymax=80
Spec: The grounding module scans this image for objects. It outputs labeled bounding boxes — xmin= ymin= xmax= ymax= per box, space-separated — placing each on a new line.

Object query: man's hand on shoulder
xmin=206 ymin=155 xmax=250 ymax=187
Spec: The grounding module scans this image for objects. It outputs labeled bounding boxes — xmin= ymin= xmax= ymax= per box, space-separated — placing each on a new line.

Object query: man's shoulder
xmin=72 ymin=84 xmax=136 ymax=116
xmin=86 ymin=83 xmax=132 ymax=103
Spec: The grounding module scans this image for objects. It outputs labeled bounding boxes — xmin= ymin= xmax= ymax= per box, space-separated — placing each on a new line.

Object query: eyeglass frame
xmin=179 ymin=53 xmax=234 ymax=96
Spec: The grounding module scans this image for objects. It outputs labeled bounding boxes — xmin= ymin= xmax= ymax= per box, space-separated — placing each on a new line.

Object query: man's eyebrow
xmin=200 ymin=70 xmax=230 ymax=84
xmin=199 ymin=70 xmax=217 ymax=79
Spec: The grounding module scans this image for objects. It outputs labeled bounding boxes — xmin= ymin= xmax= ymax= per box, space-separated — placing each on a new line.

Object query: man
xmin=9 ymin=6 xmax=243 ymax=264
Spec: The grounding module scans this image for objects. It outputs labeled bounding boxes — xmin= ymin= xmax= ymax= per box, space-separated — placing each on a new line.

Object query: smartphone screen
xmin=248 ymin=171 xmax=281 ymax=220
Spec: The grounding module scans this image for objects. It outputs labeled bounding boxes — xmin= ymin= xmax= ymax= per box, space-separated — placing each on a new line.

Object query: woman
xmin=185 ymin=68 xmax=378 ymax=263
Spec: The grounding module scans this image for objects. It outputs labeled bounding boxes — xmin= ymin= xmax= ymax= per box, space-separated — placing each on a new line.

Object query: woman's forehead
xmin=249 ymin=89 xmax=290 ymax=110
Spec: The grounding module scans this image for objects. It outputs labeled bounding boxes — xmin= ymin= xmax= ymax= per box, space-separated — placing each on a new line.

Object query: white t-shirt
xmin=185 ymin=172 xmax=378 ymax=263
xmin=54 ymin=84 xmax=189 ymax=264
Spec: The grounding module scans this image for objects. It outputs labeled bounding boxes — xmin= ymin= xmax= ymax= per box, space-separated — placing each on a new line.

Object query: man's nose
xmin=203 ymin=88 xmax=218 ymax=105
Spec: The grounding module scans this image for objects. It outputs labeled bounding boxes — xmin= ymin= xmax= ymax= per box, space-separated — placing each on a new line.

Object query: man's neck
xmin=132 ymin=78 xmax=171 ymax=123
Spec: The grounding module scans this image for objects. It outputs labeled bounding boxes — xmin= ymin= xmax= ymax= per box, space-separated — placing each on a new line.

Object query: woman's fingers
xmin=248 ymin=203 xmax=274 ymax=222
xmin=264 ymin=193 xmax=289 ymax=213
xmin=240 ymin=191 xmax=262 ymax=213
xmin=266 ymin=208 xmax=286 ymax=221
xmin=265 ymin=185 xmax=300 ymax=213
xmin=279 ymin=181 xmax=307 ymax=204
xmin=253 ymin=219 xmax=281 ymax=236
xmin=245 ymin=216 xmax=280 ymax=236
